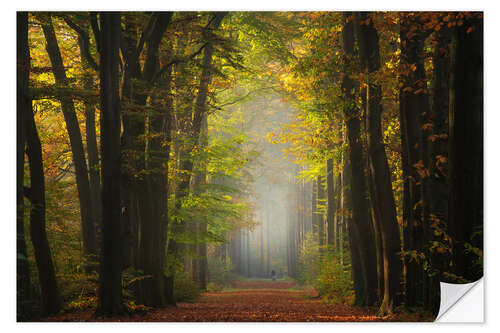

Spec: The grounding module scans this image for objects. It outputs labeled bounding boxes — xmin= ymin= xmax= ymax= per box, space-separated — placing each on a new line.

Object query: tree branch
xmin=209 ymin=86 xmax=279 ymax=111
xmin=152 ymin=42 xmax=209 ymax=84
xmin=90 ymin=12 xmax=101 ymax=55
xmin=136 ymin=13 xmax=157 ymax=59
xmin=60 ymin=14 xmax=99 ymax=71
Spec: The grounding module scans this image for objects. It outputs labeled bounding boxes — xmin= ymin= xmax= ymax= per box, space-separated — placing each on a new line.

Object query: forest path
xmin=42 ymin=279 xmax=404 ymax=322
xmin=155 ymin=280 xmax=381 ymax=322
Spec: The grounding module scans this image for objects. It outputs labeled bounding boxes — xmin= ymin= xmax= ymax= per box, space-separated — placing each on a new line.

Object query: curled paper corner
xmin=435 ymin=278 xmax=484 ymax=322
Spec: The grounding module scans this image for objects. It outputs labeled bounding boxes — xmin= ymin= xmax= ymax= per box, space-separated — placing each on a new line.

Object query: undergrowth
xmin=297 ymin=232 xmax=354 ymax=304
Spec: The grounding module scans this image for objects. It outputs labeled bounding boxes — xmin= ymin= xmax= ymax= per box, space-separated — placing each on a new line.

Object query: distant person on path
xmin=271 ymin=269 xmax=276 ymax=281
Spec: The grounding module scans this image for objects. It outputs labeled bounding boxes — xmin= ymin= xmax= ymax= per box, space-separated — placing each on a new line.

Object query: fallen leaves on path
xmin=38 ymin=280 xmax=431 ymax=322
xmin=232 ymin=279 xmax=297 ymax=290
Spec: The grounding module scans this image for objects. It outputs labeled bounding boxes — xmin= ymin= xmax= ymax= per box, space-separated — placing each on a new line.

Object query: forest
xmin=16 ymin=11 xmax=483 ymax=322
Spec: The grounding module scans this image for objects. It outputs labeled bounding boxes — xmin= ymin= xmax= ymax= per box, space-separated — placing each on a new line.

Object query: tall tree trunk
xmin=95 ymin=12 xmax=126 ymax=317
xmin=367 ymin=166 xmax=384 ymax=301
xmin=260 ymin=213 xmax=265 ymax=276
xmin=117 ymin=12 xmax=173 ymax=307
xmin=286 ymin=212 xmax=292 ymax=277
xmin=336 ymin=169 xmax=343 ymax=265
xmin=361 ymin=78 xmax=384 ymax=301
xmin=234 ymin=230 xmax=242 ymax=275
xmin=448 ymin=14 xmax=483 ymax=282
xmin=429 ymin=27 xmax=451 ymax=256
xmin=287 ymin=179 xmax=296 ymax=278
xmin=26 ymin=93 xmax=62 ymax=317
xmin=357 ymin=12 xmax=402 ymax=314
xmin=311 ymin=176 xmax=318 ymax=238
xmin=399 ymin=13 xmax=435 ymax=308
xmin=316 ymin=175 xmax=325 ymax=252
xmin=421 ymin=26 xmax=452 ymax=315
xmin=41 ymin=15 xmax=98 ymax=265
xmin=192 ymin=115 xmax=208 ymax=289
xmin=326 ymin=159 xmax=336 ymax=249
xmin=266 ymin=208 xmax=271 ymax=277
xmin=77 ymin=24 xmax=102 ymax=270
xmin=142 ymin=13 xmax=174 ymax=307
xmin=341 ymin=12 xmax=378 ymax=307
xmin=246 ymin=230 xmax=251 ymax=277
xmin=399 ymin=15 xmax=424 ymax=307
xmin=287 ymin=173 xmax=298 ymax=278
xmin=120 ymin=12 xmax=143 ymax=271
xmin=17 ymin=12 xmax=34 ymax=319
xmin=342 ymin=155 xmax=363 ymax=298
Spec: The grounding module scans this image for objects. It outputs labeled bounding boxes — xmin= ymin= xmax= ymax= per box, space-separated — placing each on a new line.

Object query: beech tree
xmin=447 ymin=14 xmax=483 ymax=282
xmin=17 ymin=12 xmax=33 ymax=318
xmin=95 ymin=11 xmax=125 ymax=317
xmin=341 ymin=12 xmax=378 ymax=307
xmin=356 ymin=12 xmax=402 ymax=314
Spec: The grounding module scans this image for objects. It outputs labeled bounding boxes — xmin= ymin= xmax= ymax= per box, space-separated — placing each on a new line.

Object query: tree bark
xmin=311 ymin=176 xmax=318 ymax=238
xmin=316 ymin=175 xmax=325 ymax=252
xmin=337 ymin=160 xmax=344 ymax=265
xmin=120 ymin=12 xmax=144 ymax=271
xmin=366 ymin=165 xmax=384 ymax=301
xmin=26 ymin=93 xmax=62 ymax=317
xmin=192 ymin=115 xmax=208 ymax=289
xmin=17 ymin=12 xmax=34 ymax=319
xmin=399 ymin=13 xmax=435 ymax=308
xmin=357 ymin=12 xmax=402 ymax=314
xmin=287 ymin=175 xmax=298 ymax=278
xmin=118 ymin=12 xmax=173 ymax=307
xmin=342 ymin=12 xmax=378 ymax=307
xmin=342 ymin=155 xmax=364 ymax=301
xmin=95 ymin=12 xmax=126 ymax=317
xmin=448 ymin=14 xmax=483 ymax=282
xmin=417 ymin=26 xmax=452 ymax=315
xmin=326 ymin=159 xmax=336 ymax=249
xmin=141 ymin=13 xmax=174 ymax=307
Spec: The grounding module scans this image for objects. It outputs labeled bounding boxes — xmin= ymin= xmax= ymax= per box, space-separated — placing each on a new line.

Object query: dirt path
xmin=41 ymin=280 xmax=417 ymax=322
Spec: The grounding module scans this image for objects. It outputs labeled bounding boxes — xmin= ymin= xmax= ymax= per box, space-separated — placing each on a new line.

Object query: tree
xmin=316 ymin=175 xmax=325 ymax=251
xmin=399 ymin=13 xmax=429 ymax=308
xmin=17 ymin=11 xmax=34 ymax=319
xmin=356 ymin=12 xmax=402 ymax=314
xmin=326 ymin=159 xmax=336 ymax=248
xmin=192 ymin=114 xmax=209 ymax=289
xmin=95 ymin=11 xmax=126 ymax=317
xmin=447 ymin=13 xmax=483 ymax=282
xmin=341 ymin=12 xmax=378 ymax=307
xmin=118 ymin=12 xmax=173 ymax=307
xmin=26 ymin=77 xmax=62 ymax=318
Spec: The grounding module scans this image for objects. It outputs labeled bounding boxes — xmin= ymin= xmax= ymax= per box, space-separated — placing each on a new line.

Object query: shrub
xmin=297 ymin=232 xmax=321 ymax=285
xmin=297 ymin=232 xmax=354 ymax=304
xmin=313 ymin=251 xmax=354 ymax=304
xmin=173 ymin=269 xmax=202 ymax=302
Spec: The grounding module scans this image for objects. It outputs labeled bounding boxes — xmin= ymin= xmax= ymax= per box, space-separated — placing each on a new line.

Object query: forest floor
xmin=40 ymin=279 xmax=433 ymax=322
